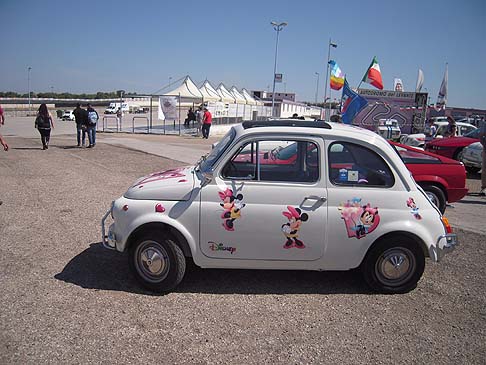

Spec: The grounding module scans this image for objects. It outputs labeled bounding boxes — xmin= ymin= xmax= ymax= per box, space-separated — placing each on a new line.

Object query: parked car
xmin=376 ymin=118 xmax=401 ymax=141
xmin=102 ymin=120 xmax=457 ymax=294
xmin=460 ymin=141 xmax=483 ymax=174
xmin=390 ymin=142 xmax=468 ymax=213
xmin=61 ymin=110 xmax=75 ymax=121
xmin=402 ymin=121 xmax=476 ymax=148
xmin=425 ymin=128 xmax=481 ymax=160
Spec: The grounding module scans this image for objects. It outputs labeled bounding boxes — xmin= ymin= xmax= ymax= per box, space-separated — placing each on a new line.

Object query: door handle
xmin=305 ymin=195 xmax=327 ymax=203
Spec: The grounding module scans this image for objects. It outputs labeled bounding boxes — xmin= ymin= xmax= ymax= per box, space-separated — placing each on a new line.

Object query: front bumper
xmin=429 ymin=233 xmax=458 ymax=262
xmin=101 ymin=203 xmax=117 ymax=250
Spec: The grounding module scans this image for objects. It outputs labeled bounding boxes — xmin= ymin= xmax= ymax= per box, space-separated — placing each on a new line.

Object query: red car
xmin=391 ymin=142 xmax=468 ymax=213
xmin=424 ymin=128 xmax=480 ymax=160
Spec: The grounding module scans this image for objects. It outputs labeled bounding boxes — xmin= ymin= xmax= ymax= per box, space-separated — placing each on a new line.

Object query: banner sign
xmin=159 ymin=96 xmax=178 ymax=120
xmin=274 ymin=73 xmax=283 ymax=83
xmin=358 ymin=89 xmax=415 ymax=100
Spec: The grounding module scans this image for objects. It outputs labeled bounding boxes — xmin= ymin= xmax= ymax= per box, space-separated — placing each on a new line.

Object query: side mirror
xmin=201 ymin=171 xmax=213 ymax=187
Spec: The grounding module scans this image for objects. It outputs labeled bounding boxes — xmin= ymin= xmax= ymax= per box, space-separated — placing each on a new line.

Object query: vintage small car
xmin=102 ymin=120 xmax=457 ymax=294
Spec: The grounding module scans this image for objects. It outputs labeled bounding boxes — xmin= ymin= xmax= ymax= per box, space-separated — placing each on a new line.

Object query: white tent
xmin=164 ymin=75 xmax=203 ymax=101
xmin=216 ymin=84 xmax=236 ymax=103
xmin=241 ymin=88 xmax=258 ymax=105
xmin=230 ymin=87 xmax=247 ymax=104
xmin=199 ymin=80 xmax=221 ymax=102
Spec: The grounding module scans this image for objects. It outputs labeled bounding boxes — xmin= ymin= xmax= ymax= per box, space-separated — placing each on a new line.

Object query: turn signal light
xmin=441 ymin=216 xmax=453 ymax=234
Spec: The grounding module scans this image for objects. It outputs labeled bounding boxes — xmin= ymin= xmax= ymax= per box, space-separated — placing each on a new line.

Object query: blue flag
xmin=341 ymin=79 xmax=368 ymax=124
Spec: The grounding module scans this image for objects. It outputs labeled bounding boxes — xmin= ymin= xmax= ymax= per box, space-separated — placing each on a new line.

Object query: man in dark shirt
xmin=73 ymin=103 xmax=88 ymax=147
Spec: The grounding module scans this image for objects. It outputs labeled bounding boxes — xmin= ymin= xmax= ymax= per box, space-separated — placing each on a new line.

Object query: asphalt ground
xmin=0 ymin=127 xmax=485 ymax=363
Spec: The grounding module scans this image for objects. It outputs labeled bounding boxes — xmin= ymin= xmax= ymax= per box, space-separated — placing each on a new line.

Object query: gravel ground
xmin=1 ymin=136 xmax=485 ymax=364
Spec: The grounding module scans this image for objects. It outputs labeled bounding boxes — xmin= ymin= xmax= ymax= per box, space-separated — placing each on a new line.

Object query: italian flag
xmin=362 ymin=56 xmax=384 ymax=90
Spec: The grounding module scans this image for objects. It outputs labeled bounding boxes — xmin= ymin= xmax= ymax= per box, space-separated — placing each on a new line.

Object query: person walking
xmin=0 ymin=104 xmax=5 ymax=126
xmin=73 ymin=103 xmax=88 ymax=147
xmin=86 ymin=103 xmax=99 ymax=148
xmin=202 ymin=107 xmax=212 ymax=139
xmin=35 ymin=103 xmax=54 ymax=150
xmin=0 ymin=133 xmax=8 ymax=151
xmin=479 ymin=120 xmax=486 ymax=196
xmin=195 ymin=106 xmax=203 ymax=136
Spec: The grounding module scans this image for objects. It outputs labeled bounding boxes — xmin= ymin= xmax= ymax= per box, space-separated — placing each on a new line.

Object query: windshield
xmin=198 ymin=128 xmax=236 ymax=173
xmin=464 ymin=128 xmax=480 ymax=138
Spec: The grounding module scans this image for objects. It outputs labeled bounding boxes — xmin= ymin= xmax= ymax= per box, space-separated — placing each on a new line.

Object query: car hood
xmin=124 ymin=166 xmax=196 ymax=201
xmin=427 ymin=136 xmax=478 ymax=147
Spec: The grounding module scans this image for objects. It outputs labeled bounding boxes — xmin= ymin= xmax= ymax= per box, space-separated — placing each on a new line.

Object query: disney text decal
xmin=209 ymin=241 xmax=236 ymax=254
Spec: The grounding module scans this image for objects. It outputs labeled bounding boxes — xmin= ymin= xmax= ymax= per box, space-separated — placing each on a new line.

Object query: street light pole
xmin=27 ymin=67 xmax=32 ymax=114
xmin=314 ymin=72 xmax=320 ymax=104
xmin=270 ymin=21 xmax=287 ymax=117
xmin=323 ymin=38 xmax=337 ymax=120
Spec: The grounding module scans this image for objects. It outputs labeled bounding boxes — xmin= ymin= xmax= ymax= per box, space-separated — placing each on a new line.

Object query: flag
xmin=362 ymin=56 xmax=384 ymax=90
xmin=436 ymin=64 xmax=448 ymax=110
xmin=329 ymin=60 xmax=345 ymax=90
xmin=341 ymin=79 xmax=368 ymax=124
xmin=394 ymin=78 xmax=404 ymax=91
xmin=415 ymin=68 xmax=424 ymax=92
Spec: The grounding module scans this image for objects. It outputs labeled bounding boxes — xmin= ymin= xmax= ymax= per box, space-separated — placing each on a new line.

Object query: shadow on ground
xmin=55 ymin=242 xmax=370 ymax=296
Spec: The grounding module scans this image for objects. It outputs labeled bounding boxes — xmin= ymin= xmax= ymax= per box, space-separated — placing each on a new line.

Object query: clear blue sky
xmin=1 ymin=0 xmax=485 ymax=108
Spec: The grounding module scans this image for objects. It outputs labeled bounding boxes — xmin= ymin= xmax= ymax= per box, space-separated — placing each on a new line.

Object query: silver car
xmin=461 ymin=141 xmax=483 ymax=174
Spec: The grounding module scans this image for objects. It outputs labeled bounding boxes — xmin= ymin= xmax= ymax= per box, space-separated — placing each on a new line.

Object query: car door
xmin=199 ymin=136 xmax=327 ymax=261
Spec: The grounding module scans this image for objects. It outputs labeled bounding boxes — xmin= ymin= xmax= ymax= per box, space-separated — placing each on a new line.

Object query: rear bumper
xmin=429 ymin=233 xmax=458 ymax=262
xmin=447 ymin=187 xmax=469 ymax=203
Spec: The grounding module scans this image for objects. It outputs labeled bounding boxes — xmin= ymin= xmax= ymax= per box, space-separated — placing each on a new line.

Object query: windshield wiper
xmin=195 ymin=154 xmax=208 ymax=172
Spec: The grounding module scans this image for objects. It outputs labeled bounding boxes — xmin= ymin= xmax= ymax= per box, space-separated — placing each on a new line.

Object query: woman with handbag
xmin=35 ymin=104 xmax=54 ymax=150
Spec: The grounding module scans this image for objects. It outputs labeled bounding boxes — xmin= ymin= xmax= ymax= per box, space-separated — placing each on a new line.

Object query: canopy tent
xmin=241 ymin=88 xmax=258 ymax=105
xmin=230 ymin=87 xmax=247 ymax=104
xmin=164 ymin=75 xmax=203 ymax=102
xmin=199 ymin=80 xmax=221 ymax=102
xmin=216 ymin=84 xmax=236 ymax=103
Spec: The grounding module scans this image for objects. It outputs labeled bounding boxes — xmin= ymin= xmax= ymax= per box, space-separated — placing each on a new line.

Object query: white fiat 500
xmin=102 ymin=120 xmax=457 ymax=294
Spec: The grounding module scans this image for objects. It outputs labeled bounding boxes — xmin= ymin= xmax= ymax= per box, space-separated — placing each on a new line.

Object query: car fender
xmin=120 ymin=212 xmax=197 ymax=256
xmin=413 ymin=174 xmax=449 ymax=191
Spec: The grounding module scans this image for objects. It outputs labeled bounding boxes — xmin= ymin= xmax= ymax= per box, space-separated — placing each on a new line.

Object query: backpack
xmin=88 ymin=111 xmax=98 ymax=125
xmin=35 ymin=115 xmax=50 ymax=129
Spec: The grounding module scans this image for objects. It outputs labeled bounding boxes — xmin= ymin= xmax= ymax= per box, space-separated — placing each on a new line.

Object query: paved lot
xmin=1 ymin=132 xmax=485 ymax=364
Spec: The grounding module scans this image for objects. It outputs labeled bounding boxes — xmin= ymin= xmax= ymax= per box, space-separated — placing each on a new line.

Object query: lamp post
xmin=323 ymin=39 xmax=337 ymax=120
xmin=27 ymin=66 xmax=32 ymax=113
xmin=314 ymin=72 xmax=320 ymax=104
xmin=270 ymin=21 xmax=287 ymax=117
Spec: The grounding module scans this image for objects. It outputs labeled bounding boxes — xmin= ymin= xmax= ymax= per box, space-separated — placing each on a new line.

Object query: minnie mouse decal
xmin=406 ymin=197 xmax=422 ymax=220
xmin=281 ymin=206 xmax=309 ymax=249
xmin=218 ymin=188 xmax=245 ymax=231
xmin=338 ymin=198 xmax=380 ymax=239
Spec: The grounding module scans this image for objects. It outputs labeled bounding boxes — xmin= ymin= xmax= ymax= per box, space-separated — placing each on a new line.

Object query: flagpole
xmin=323 ymin=38 xmax=337 ymax=120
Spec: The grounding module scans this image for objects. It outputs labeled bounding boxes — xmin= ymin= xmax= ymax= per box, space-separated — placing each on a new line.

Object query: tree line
xmin=0 ymin=90 xmax=138 ymax=99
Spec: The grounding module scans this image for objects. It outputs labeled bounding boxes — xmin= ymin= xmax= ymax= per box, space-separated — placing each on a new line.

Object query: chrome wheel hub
xmin=376 ymin=247 xmax=416 ymax=286
xmin=136 ymin=241 xmax=170 ymax=283
xmin=426 ymin=192 xmax=438 ymax=207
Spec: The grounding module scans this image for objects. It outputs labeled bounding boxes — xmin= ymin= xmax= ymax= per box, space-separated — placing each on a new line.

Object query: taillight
xmin=441 ymin=216 xmax=453 ymax=234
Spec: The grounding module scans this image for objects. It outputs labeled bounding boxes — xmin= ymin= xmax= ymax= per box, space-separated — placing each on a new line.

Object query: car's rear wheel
xmin=420 ymin=184 xmax=446 ymax=213
xmin=128 ymin=231 xmax=186 ymax=293
xmin=362 ymin=235 xmax=425 ymax=294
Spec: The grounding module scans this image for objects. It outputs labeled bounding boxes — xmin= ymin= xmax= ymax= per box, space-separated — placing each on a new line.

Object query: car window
xmin=436 ymin=125 xmax=448 ymax=137
xmin=394 ymin=145 xmax=441 ymax=164
xmin=464 ymin=128 xmax=480 ymax=138
xmin=459 ymin=125 xmax=475 ymax=136
xmin=222 ymin=140 xmax=319 ymax=183
xmin=329 ymin=142 xmax=394 ymax=187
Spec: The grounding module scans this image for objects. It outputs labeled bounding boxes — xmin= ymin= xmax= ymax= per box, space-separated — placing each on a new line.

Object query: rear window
xmin=394 ymin=145 xmax=441 ymax=164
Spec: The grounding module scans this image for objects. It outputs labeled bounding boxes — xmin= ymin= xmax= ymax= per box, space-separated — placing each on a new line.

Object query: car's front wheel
xmin=362 ymin=235 xmax=425 ymax=294
xmin=128 ymin=231 xmax=186 ymax=293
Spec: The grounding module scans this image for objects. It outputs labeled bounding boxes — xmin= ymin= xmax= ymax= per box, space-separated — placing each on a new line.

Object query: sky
xmin=1 ymin=0 xmax=485 ymax=108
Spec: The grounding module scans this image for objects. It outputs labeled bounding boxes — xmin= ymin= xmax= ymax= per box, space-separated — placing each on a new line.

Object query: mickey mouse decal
xmin=338 ymin=198 xmax=380 ymax=240
xmin=218 ymin=188 xmax=245 ymax=231
xmin=281 ymin=206 xmax=309 ymax=249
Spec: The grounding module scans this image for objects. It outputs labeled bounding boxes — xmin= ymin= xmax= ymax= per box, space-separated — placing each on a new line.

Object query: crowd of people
xmin=184 ymin=106 xmax=212 ymax=138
